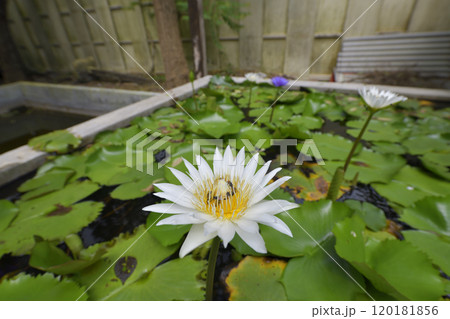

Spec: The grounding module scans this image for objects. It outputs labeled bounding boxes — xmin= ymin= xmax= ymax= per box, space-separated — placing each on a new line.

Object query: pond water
xmin=0 ymin=106 xmax=92 ymax=154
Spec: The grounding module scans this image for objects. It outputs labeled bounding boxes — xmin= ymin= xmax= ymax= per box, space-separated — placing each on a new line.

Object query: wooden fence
xmin=6 ymin=0 xmax=450 ymax=79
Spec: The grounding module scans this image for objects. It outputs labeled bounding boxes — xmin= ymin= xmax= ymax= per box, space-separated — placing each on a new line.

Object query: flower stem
xmin=205 ymin=237 xmax=221 ymax=301
xmin=343 ymin=110 xmax=375 ymax=173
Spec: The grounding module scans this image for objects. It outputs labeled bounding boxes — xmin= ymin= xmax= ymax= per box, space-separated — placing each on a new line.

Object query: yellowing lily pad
xmin=226 ymin=256 xmax=287 ymax=300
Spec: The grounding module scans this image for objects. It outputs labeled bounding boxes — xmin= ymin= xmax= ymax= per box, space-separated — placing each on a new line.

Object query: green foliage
xmin=226 ymin=256 xmax=287 ymax=300
xmin=28 ymin=130 xmax=81 ymax=154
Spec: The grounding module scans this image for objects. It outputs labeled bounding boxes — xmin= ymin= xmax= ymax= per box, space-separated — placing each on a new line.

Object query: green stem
xmin=205 ymin=237 xmax=221 ymax=301
xmin=248 ymin=86 xmax=253 ymax=108
xmin=343 ymin=110 xmax=375 ymax=173
xmin=191 ymin=81 xmax=198 ymax=111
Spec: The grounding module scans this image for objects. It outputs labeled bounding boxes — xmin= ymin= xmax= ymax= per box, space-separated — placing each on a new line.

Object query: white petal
xmin=153 ymin=191 xmax=195 ymax=208
xmin=232 ymin=147 xmax=246 ymax=179
xmin=249 ymin=176 xmax=291 ymax=206
xmin=168 ymin=167 xmax=194 ymax=191
xmin=213 ymin=147 xmax=223 ymax=177
xmin=179 ymin=224 xmax=216 ymax=258
xmin=246 ymin=214 xmax=292 ymax=237
xmin=222 ymin=146 xmax=234 ymax=175
xmin=244 ymin=199 xmax=298 ymax=217
xmin=242 ymin=153 xmax=259 ymax=183
xmin=235 ymin=219 xmax=259 ymax=234
xmin=204 ymin=219 xmax=223 ymax=235
xmin=260 ymin=167 xmax=282 ymax=188
xmin=218 ymin=220 xmax=236 ymax=248
xmin=143 ymin=203 xmax=198 ymax=214
xmin=157 ymin=214 xmax=204 ymax=225
xmin=196 ymin=155 xmax=214 ymax=181
xmin=252 ymin=160 xmax=271 ymax=186
xmin=183 ymin=158 xmax=201 ymax=184
xmin=235 ymin=227 xmax=267 ymax=254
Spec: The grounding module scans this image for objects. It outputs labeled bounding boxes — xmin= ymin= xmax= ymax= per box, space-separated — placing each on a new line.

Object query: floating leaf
xmin=402 ymin=134 xmax=449 ymax=155
xmin=110 ymin=168 xmax=164 ymax=200
xmin=344 ymin=200 xmax=386 ymax=231
xmin=190 ymin=111 xmax=241 ymax=138
xmin=281 ymin=239 xmax=365 ymax=300
xmin=0 ymin=273 xmax=87 ymax=301
xmin=73 ymin=225 xmax=179 ymax=300
xmin=333 ymin=215 xmax=445 ymax=300
xmin=18 ymin=168 xmax=75 ymax=200
xmin=232 ymin=122 xmax=272 ymax=150
xmin=403 ymin=230 xmax=450 ymax=274
xmin=106 ymin=256 xmax=206 ymax=300
xmin=400 ymin=195 xmax=450 ymax=237
xmin=260 ymin=200 xmax=352 ymax=257
xmin=347 ymin=120 xmax=410 ymax=143
xmin=309 ymin=133 xmax=360 ymax=161
xmin=29 ymin=130 xmax=81 ymax=154
xmin=0 ymin=200 xmax=18 ymax=232
xmin=0 ymin=201 xmax=103 ymax=258
xmin=226 ymin=256 xmax=287 ymax=300
xmin=94 ymin=125 xmax=142 ymax=146
xmin=373 ymin=166 xmax=450 ymax=207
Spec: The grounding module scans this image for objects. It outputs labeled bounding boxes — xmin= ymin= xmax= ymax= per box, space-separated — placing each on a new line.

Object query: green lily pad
xmin=14 ymin=180 xmax=100 ymax=223
xmin=36 ymin=153 xmax=87 ymax=182
xmin=344 ymin=200 xmax=386 ymax=231
xmin=94 ymin=125 xmax=142 ymax=146
xmin=232 ymin=122 xmax=272 ymax=150
xmin=288 ymin=115 xmax=324 ymax=130
xmin=0 ymin=201 xmax=103 ymax=258
xmin=333 ymin=215 xmax=445 ymax=300
xmin=249 ymin=104 xmax=293 ymax=124
xmin=73 ymin=225 xmax=179 ymax=300
xmin=373 ymin=166 xmax=450 ymax=207
xmin=260 ymin=200 xmax=352 ymax=257
xmin=421 ymin=151 xmax=450 ymax=181
xmin=403 ymin=230 xmax=450 ymax=274
xmin=371 ymin=142 xmax=406 ymax=155
xmin=110 ymin=167 xmax=165 ymax=200
xmin=106 ymin=256 xmax=206 ymax=300
xmin=190 ymin=111 xmax=241 ymax=138
xmin=402 ymin=134 xmax=449 ymax=155
xmin=226 ymin=256 xmax=287 ymax=300
xmin=0 ymin=200 xmax=18 ymax=232
xmin=281 ymin=239 xmax=365 ymax=300
xmin=400 ymin=195 xmax=450 ymax=237
xmin=18 ymin=168 xmax=75 ymax=200
xmin=0 ymin=273 xmax=87 ymax=301
xmin=308 ymin=133 xmax=360 ymax=161
xmin=347 ymin=120 xmax=410 ymax=143
xmin=29 ymin=130 xmax=81 ymax=154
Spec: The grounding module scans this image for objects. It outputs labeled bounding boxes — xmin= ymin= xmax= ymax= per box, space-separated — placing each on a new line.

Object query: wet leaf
xmin=226 ymin=256 xmax=287 ymax=300
xmin=0 ymin=273 xmax=87 ymax=301
xmin=260 ymin=200 xmax=352 ymax=257
xmin=344 ymin=200 xmax=386 ymax=231
xmin=373 ymin=166 xmax=450 ymax=207
xmin=333 ymin=215 xmax=445 ymax=300
xmin=403 ymin=230 xmax=450 ymax=274
xmin=73 ymin=225 xmax=179 ymax=300
xmin=189 ymin=111 xmax=241 ymax=138
xmin=400 ymin=195 xmax=450 ymax=237
xmin=114 ymin=256 xmax=137 ymax=284
xmin=29 ymin=130 xmax=81 ymax=154
xmin=281 ymin=239 xmax=365 ymax=300
xmin=0 ymin=200 xmax=18 ymax=232
xmin=107 ymin=256 xmax=206 ymax=300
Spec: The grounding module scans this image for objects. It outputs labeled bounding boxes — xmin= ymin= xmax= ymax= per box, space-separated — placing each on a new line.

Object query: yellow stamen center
xmin=194 ymin=177 xmax=251 ymax=220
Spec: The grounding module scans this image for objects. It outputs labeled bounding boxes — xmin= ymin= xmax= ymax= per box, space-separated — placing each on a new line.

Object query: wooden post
xmin=188 ymin=0 xmax=207 ymax=78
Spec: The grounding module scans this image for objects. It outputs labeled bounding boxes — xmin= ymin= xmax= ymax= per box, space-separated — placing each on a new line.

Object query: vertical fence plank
xmin=261 ymin=0 xmax=288 ymax=74
xmin=218 ymin=11 xmax=239 ymax=71
xmin=43 ymin=0 xmax=75 ymax=71
xmin=283 ymin=0 xmax=317 ymax=77
xmin=66 ymin=0 xmax=99 ymax=65
xmin=239 ymin=0 xmax=263 ymax=71
xmin=311 ymin=0 xmax=347 ymax=75
xmin=343 ymin=0 xmax=381 ymax=37
xmin=15 ymin=0 xmax=59 ymax=71
xmin=378 ymin=0 xmax=415 ymax=33
xmin=140 ymin=3 xmax=163 ymax=74
xmin=7 ymin=0 xmax=45 ymax=72
xmin=92 ymin=0 xmax=126 ymax=72
xmin=407 ymin=0 xmax=450 ymax=32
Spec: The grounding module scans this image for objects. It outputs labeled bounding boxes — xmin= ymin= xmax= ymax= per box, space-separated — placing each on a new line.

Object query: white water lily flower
xmin=358 ymin=86 xmax=407 ymax=110
xmin=245 ymin=72 xmax=267 ymax=83
xmin=143 ymin=146 xmax=298 ymax=257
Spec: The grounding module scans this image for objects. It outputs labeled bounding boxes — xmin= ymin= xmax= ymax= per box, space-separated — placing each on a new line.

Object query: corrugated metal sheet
xmin=335 ymin=31 xmax=450 ymax=81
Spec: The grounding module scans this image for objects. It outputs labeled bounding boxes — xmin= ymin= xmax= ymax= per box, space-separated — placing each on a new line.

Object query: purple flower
xmin=271 ymin=76 xmax=289 ymax=87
